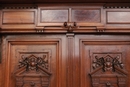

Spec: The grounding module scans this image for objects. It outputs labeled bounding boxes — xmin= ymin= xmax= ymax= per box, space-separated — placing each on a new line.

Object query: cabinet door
xmin=0 ymin=35 xmax=67 ymax=87
xmin=74 ymin=35 xmax=130 ymax=87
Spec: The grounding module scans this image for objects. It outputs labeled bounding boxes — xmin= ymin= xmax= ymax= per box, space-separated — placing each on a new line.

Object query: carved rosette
xmin=14 ymin=54 xmax=52 ymax=87
xmin=89 ymin=53 xmax=127 ymax=87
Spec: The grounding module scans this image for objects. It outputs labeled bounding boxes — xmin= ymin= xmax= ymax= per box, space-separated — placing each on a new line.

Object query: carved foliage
xmin=92 ymin=55 xmax=124 ymax=72
xmin=18 ymin=54 xmax=49 ymax=71
xmin=90 ymin=53 xmax=127 ymax=87
xmin=15 ymin=54 xmax=51 ymax=87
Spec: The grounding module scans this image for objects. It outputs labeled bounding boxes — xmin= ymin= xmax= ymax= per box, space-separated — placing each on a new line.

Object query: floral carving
xmin=92 ymin=55 xmax=124 ymax=72
xmin=18 ymin=55 xmax=48 ymax=71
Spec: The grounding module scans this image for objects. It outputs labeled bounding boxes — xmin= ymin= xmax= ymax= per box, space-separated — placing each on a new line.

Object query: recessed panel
xmin=107 ymin=12 xmax=130 ymax=24
xmin=71 ymin=9 xmax=101 ymax=22
xmin=80 ymin=41 xmax=130 ymax=87
xmin=3 ymin=11 xmax=35 ymax=24
xmin=41 ymin=10 xmax=68 ymax=22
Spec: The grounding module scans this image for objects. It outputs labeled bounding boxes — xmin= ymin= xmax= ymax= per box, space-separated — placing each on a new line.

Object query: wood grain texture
xmin=41 ymin=10 xmax=68 ymax=22
xmin=1 ymin=4 xmax=130 ymax=87
xmin=107 ymin=11 xmax=130 ymax=24
xmin=1 ymin=4 xmax=130 ymax=33
xmin=72 ymin=9 xmax=100 ymax=23
xmin=1 ymin=35 xmax=67 ymax=87
xmin=3 ymin=11 xmax=35 ymax=24
xmin=75 ymin=35 xmax=130 ymax=87
xmin=66 ymin=33 xmax=74 ymax=87
xmin=0 ymin=36 xmax=7 ymax=87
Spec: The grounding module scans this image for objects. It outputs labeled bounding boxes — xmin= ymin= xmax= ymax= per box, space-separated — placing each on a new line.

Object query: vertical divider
xmin=66 ymin=33 xmax=74 ymax=87
xmin=69 ymin=8 xmax=72 ymax=22
xmin=0 ymin=36 xmax=2 ymax=63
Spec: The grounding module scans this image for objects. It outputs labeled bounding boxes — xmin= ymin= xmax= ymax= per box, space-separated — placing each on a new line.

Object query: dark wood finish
xmin=0 ymin=0 xmax=130 ymax=4
xmin=0 ymin=35 xmax=67 ymax=87
xmin=37 ymin=7 xmax=69 ymax=27
xmin=3 ymin=11 xmax=35 ymax=24
xmin=1 ymin=4 xmax=130 ymax=33
xmin=15 ymin=54 xmax=52 ymax=87
xmin=41 ymin=10 xmax=68 ymax=22
xmin=71 ymin=9 xmax=100 ymax=23
xmin=107 ymin=11 xmax=130 ymax=24
xmin=1 ymin=9 xmax=37 ymax=30
xmin=1 ymin=3 xmax=130 ymax=87
xmin=75 ymin=35 xmax=130 ymax=87
xmin=66 ymin=33 xmax=74 ymax=87
xmin=90 ymin=55 xmax=127 ymax=87
xmin=0 ymin=37 xmax=1 ymax=63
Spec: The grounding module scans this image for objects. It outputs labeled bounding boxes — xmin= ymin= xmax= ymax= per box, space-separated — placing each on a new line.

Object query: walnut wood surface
xmin=0 ymin=3 xmax=130 ymax=87
xmin=1 ymin=4 xmax=130 ymax=33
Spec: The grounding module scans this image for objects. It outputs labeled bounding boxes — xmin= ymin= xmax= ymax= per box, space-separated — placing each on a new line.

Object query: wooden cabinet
xmin=0 ymin=3 xmax=130 ymax=87
xmin=1 ymin=34 xmax=130 ymax=87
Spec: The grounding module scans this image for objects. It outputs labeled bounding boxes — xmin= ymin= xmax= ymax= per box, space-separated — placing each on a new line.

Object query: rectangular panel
xmin=71 ymin=9 xmax=101 ymax=22
xmin=3 ymin=11 xmax=35 ymax=24
xmin=107 ymin=12 xmax=130 ymax=24
xmin=2 ymin=35 xmax=67 ymax=87
xmin=83 ymin=44 xmax=128 ymax=87
xmin=75 ymin=35 xmax=130 ymax=87
xmin=41 ymin=10 xmax=68 ymax=22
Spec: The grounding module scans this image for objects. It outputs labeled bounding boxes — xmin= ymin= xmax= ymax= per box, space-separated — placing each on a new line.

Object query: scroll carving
xmin=89 ymin=53 xmax=127 ymax=87
xmin=14 ymin=54 xmax=51 ymax=87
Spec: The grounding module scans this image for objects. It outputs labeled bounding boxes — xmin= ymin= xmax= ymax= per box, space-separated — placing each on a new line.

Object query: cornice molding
xmin=103 ymin=3 xmax=130 ymax=9
xmin=0 ymin=4 xmax=37 ymax=9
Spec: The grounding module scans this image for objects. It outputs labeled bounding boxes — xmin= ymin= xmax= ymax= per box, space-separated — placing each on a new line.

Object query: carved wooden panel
xmin=74 ymin=35 xmax=130 ymax=87
xmin=90 ymin=53 xmax=127 ymax=87
xmin=1 ymin=35 xmax=67 ymax=87
xmin=15 ymin=54 xmax=52 ymax=87
xmin=107 ymin=11 xmax=130 ymax=24
xmin=71 ymin=9 xmax=101 ymax=23
xmin=91 ymin=53 xmax=124 ymax=71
